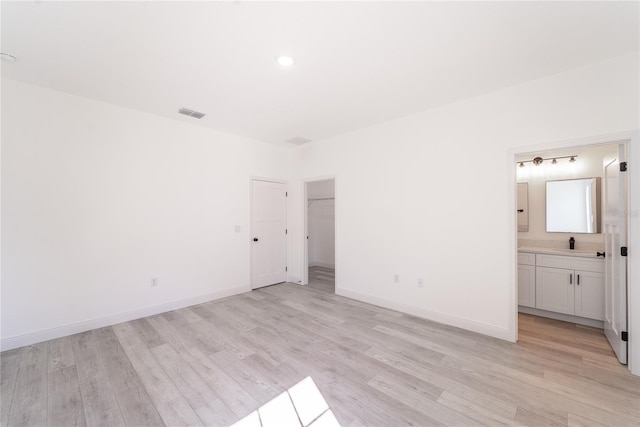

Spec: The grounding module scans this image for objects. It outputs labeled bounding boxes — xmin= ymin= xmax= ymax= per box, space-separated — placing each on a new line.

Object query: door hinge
xmin=622 ymin=331 xmax=628 ymax=342
xmin=285 ymin=229 xmax=288 ymax=234
xmin=621 ymin=246 xmax=628 ymax=257
xmin=285 ymin=266 xmax=288 ymax=272
xmin=286 ymin=192 xmax=288 ymax=197
xmin=620 ymin=162 xmax=627 ymax=172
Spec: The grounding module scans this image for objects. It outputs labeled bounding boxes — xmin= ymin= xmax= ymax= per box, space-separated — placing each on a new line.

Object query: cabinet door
xmin=518 ymin=264 xmax=536 ymax=308
xmin=575 ymin=270 xmax=604 ymax=320
xmin=536 ymin=267 xmax=574 ymax=315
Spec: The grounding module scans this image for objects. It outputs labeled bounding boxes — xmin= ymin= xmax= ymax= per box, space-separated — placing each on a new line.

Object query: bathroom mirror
xmin=546 ymin=178 xmax=601 ymax=233
xmin=517 ymin=183 xmax=529 ymax=232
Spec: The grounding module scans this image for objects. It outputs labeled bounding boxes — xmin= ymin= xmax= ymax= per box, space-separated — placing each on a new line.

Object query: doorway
xmin=304 ymin=178 xmax=335 ymax=292
xmin=513 ymin=138 xmax=633 ymax=368
xmin=251 ymin=179 xmax=288 ymax=289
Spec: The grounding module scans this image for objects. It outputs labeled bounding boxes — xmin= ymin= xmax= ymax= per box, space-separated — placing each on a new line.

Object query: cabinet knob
xmin=597 ymin=252 xmax=606 ymax=258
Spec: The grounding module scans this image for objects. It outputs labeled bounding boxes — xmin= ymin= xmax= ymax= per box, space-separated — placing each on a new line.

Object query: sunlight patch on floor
xmin=231 ymin=377 xmax=340 ymax=427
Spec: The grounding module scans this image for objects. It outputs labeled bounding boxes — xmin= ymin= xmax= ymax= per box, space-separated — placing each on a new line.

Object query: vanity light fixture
xmin=517 ymin=155 xmax=577 ymax=167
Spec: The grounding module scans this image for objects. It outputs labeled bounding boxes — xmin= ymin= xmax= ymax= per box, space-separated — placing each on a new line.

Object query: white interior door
xmin=251 ymin=180 xmax=287 ymax=289
xmin=603 ymin=145 xmax=628 ymax=364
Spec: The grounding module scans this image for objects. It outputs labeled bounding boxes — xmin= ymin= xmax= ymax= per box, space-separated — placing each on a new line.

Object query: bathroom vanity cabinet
xmin=518 ymin=250 xmax=604 ymax=325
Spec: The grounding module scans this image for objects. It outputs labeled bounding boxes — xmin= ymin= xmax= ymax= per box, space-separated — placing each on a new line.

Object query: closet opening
xmin=303 ymin=178 xmax=336 ymax=293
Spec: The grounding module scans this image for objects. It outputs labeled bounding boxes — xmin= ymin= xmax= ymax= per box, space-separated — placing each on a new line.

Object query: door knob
xmin=253 ymin=238 xmax=259 ymax=242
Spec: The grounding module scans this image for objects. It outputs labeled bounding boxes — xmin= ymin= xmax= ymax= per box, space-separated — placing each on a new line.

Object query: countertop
xmin=518 ymin=246 xmax=605 ymax=259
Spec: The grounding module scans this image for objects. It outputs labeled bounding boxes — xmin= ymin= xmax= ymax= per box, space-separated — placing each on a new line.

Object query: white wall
xmin=290 ymin=52 xmax=639 ymax=340
xmin=1 ymin=79 xmax=292 ymax=349
xmin=517 ymin=143 xmax=619 ymax=248
xmin=307 ymin=180 xmax=335 ymax=268
xmin=2 ymin=52 xmax=639 ymax=364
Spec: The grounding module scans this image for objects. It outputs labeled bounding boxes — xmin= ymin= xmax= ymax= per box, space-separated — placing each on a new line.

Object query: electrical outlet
xmin=417 ymin=278 xmax=424 ymax=288
xmin=151 ymin=277 xmax=158 ymax=287
xmin=394 ymin=274 xmax=399 ymax=283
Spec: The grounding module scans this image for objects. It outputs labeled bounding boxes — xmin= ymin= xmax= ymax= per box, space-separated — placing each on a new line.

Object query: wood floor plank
xmin=567 ymin=412 xmax=609 ymax=427
xmin=0 ymin=348 xmax=22 ymax=426
xmin=436 ymin=391 xmax=522 ymax=426
xmin=8 ymin=343 xmax=48 ymax=427
xmin=364 ymin=345 xmax=519 ymax=421
xmin=150 ymin=343 xmax=236 ymax=426
xmin=367 ymin=373 xmax=478 ymax=426
xmin=47 ymin=366 xmax=87 ymax=427
xmin=91 ymin=327 xmax=165 ymax=427
xmin=112 ymin=322 xmax=204 ymax=427
xmin=47 ymin=335 xmax=85 ymax=426
xmin=439 ymin=354 xmax=637 ymax=426
xmin=171 ymin=345 xmax=259 ymax=418
xmin=166 ymin=317 xmax=224 ymax=356
xmin=129 ymin=318 xmax=165 ymax=349
xmin=515 ymin=407 xmax=567 ymax=427
xmin=71 ymin=331 xmax=125 ymax=427
xmin=48 ymin=336 xmax=76 ymax=372
xmin=143 ymin=312 xmax=260 ymax=418
xmin=209 ymin=349 xmax=280 ymax=403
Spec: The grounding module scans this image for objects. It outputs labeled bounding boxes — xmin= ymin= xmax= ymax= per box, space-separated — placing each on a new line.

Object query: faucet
xmin=569 ymin=237 xmax=575 ymax=250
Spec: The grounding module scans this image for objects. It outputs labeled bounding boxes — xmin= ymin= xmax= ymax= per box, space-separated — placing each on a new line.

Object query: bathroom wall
xmin=516 ymin=143 xmax=619 ymax=250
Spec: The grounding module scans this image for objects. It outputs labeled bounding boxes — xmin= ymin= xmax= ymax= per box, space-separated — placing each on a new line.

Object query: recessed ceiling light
xmin=1 ymin=53 xmax=17 ymax=63
xmin=275 ymin=55 xmax=295 ymax=67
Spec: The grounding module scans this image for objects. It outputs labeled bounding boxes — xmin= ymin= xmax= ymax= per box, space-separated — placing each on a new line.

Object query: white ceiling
xmin=2 ymin=1 xmax=638 ymax=145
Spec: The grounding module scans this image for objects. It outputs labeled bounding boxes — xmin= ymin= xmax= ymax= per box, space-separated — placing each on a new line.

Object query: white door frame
xmin=508 ymin=130 xmax=640 ymax=376
xmin=249 ymin=176 xmax=289 ymax=290
xmin=301 ymin=176 xmax=336 ymax=287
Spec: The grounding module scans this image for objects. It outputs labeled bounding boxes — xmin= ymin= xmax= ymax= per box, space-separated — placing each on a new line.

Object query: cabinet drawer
xmin=518 ymin=252 xmax=536 ymax=266
xmin=536 ymin=254 xmax=603 ymax=273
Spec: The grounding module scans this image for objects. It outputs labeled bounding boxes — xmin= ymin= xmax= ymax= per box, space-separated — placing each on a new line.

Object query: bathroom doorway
xmin=304 ymin=178 xmax=336 ymax=293
xmin=513 ymin=135 xmax=637 ymax=372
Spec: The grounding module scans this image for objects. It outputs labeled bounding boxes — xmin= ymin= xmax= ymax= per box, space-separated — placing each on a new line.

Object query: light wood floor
xmin=2 ymin=267 xmax=639 ymax=426
xmin=308 ymin=265 xmax=335 ymax=293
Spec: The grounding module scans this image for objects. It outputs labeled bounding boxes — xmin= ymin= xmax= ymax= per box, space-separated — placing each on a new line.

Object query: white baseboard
xmin=308 ymin=261 xmax=335 ymax=269
xmin=336 ymin=288 xmax=511 ymax=341
xmin=0 ymin=286 xmax=248 ymax=352
xmin=518 ymin=306 xmax=604 ymax=329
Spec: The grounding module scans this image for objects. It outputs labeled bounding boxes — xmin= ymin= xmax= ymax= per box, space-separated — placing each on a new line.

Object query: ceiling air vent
xmin=285 ymin=137 xmax=312 ymax=145
xmin=178 ymin=107 xmax=206 ymax=119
